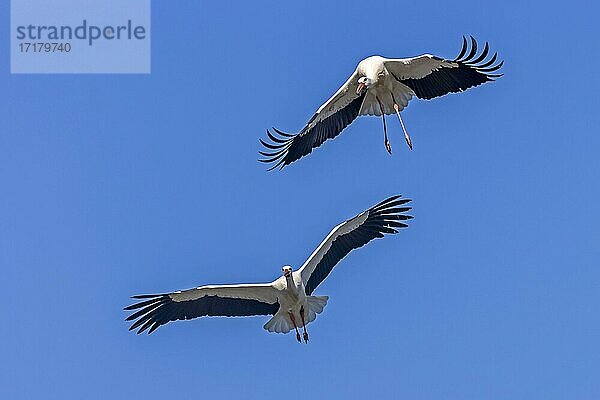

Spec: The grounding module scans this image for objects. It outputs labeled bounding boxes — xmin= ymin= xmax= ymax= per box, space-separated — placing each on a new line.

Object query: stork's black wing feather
xmin=124 ymin=294 xmax=280 ymax=334
xmin=304 ymin=195 xmax=413 ymax=295
xmin=396 ymin=36 xmax=504 ymax=100
xmin=259 ymin=91 xmax=367 ymax=171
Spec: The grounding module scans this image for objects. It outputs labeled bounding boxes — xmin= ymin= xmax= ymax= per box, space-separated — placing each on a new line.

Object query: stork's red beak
xmin=356 ymin=82 xmax=366 ymax=95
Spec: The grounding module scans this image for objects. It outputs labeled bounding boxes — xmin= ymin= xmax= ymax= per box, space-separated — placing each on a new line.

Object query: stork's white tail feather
xmin=305 ymin=295 xmax=328 ymax=323
xmin=263 ymin=312 xmax=293 ymax=334
xmin=263 ymin=295 xmax=329 ymax=334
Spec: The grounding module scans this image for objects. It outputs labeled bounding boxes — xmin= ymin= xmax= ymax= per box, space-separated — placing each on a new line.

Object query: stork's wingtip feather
xmin=455 ymin=36 xmax=469 ymax=61
xmin=449 ymin=36 xmax=504 ymax=80
xmin=272 ymin=127 xmax=295 ymax=137
xmin=148 ymin=323 xmax=160 ymax=334
xmin=131 ymin=294 xmax=158 ymax=299
xmin=266 ymin=160 xmax=285 ymax=172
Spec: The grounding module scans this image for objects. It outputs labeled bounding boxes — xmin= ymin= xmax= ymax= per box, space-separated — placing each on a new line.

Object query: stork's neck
xmin=285 ymin=275 xmax=300 ymax=298
xmin=285 ymin=274 xmax=294 ymax=286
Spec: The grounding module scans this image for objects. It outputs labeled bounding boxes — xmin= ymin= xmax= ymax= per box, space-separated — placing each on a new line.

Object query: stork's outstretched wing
xmin=299 ymin=195 xmax=413 ymax=295
xmin=125 ymin=283 xmax=280 ymax=334
xmin=259 ymin=70 xmax=365 ymax=171
xmin=384 ymin=36 xmax=504 ymax=100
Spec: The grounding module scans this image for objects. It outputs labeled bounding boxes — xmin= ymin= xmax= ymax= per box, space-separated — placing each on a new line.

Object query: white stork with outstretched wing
xmin=259 ymin=36 xmax=503 ymax=170
xmin=125 ymin=195 xmax=412 ymax=342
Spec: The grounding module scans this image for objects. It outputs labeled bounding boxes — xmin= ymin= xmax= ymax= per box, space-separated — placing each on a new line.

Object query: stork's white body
xmin=357 ymin=56 xmax=404 ymax=115
xmin=264 ymin=272 xmax=328 ymax=334
xmin=313 ymin=55 xmax=415 ymax=119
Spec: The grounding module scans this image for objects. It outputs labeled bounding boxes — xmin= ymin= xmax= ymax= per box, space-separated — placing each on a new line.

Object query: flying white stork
xmin=125 ymin=195 xmax=412 ymax=342
xmin=259 ymin=36 xmax=503 ymax=170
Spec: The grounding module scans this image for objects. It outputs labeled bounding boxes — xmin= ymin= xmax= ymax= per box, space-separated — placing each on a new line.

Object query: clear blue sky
xmin=2 ymin=1 xmax=599 ymax=398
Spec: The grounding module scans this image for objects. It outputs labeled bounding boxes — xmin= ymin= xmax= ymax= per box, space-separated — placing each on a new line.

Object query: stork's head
xmin=356 ymin=77 xmax=373 ymax=95
xmin=282 ymin=265 xmax=293 ymax=278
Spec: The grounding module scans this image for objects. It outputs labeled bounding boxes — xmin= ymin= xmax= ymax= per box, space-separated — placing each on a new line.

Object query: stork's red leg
xmin=390 ymin=92 xmax=413 ymax=150
xmin=376 ymin=96 xmax=392 ymax=154
xmin=300 ymin=306 xmax=309 ymax=343
xmin=289 ymin=312 xmax=301 ymax=343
